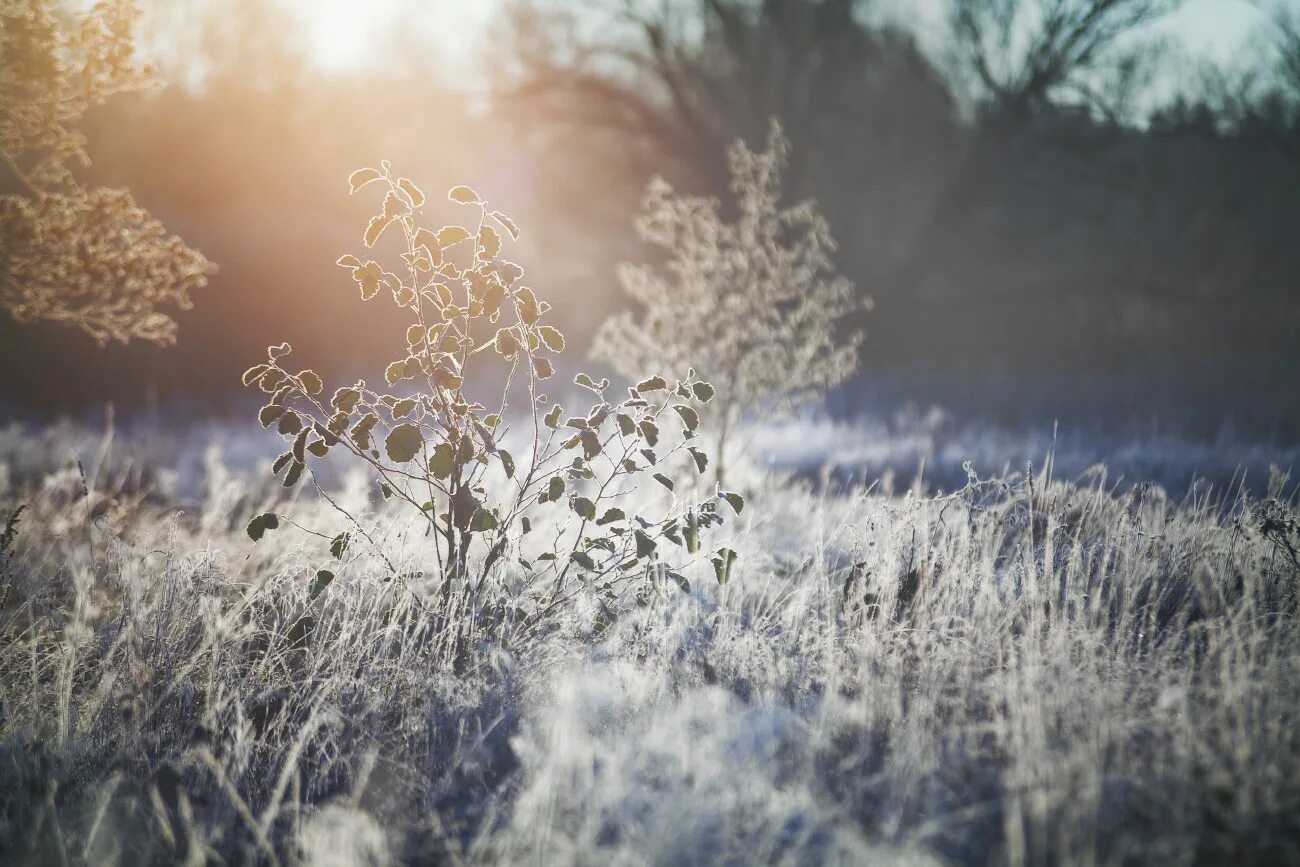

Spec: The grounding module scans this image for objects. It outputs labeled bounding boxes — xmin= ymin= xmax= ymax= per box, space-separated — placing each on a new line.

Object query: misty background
xmin=1 ymin=0 xmax=1297 ymax=445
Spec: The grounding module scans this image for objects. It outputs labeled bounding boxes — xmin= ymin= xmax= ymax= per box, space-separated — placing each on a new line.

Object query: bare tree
xmin=498 ymin=0 xmax=954 ymax=181
xmin=1276 ymin=6 xmax=1300 ymax=99
xmin=496 ymin=0 xmax=956 ymax=343
xmin=946 ymin=0 xmax=1182 ymax=120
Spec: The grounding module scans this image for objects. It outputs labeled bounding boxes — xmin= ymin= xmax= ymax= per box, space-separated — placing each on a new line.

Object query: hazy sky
xmin=290 ymin=0 xmax=1276 ymax=75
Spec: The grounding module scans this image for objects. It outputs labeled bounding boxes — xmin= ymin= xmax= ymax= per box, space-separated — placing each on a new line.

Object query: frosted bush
xmin=594 ymin=122 xmax=865 ymax=481
xmin=244 ymin=165 xmax=745 ymax=631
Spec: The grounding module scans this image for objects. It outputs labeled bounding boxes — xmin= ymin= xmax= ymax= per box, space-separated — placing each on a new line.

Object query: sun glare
xmin=289 ymin=0 xmax=494 ymax=73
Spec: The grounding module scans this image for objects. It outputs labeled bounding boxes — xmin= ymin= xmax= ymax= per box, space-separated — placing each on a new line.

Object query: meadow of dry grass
xmin=1 ymin=419 xmax=1298 ymax=866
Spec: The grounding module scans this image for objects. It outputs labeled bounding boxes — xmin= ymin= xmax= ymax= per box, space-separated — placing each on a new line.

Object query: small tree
xmin=593 ymin=122 xmax=863 ymax=482
xmin=245 ymin=165 xmax=742 ymax=623
xmin=0 ymin=0 xmax=212 ymax=344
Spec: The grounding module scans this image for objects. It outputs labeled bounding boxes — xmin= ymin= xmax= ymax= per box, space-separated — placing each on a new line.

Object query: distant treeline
xmin=1 ymin=0 xmax=1297 ymax=436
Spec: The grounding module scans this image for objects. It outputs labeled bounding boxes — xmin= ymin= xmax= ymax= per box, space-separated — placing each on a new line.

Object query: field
xmin=2 ymin=417 xmax=1298 ymax=866
xmin=4 ymin=4 xmax=1300 ymax=863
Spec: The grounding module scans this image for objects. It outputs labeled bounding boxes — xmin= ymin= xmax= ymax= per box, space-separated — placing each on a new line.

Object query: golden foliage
xmin=0 ymin=0 xmax=212 ymax=344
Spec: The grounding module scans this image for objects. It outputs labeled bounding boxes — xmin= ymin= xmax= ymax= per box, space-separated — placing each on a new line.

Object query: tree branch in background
xmin=946 ymin=0 xmax=1183 ymax=119
xmin=0 ymin=0 xmax=213 ymax=345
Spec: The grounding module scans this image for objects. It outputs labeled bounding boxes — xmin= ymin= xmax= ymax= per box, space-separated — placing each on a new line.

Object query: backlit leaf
xmin=636 ymin=376 xmax=668 ymax=392
xmin=517 ymin=287 xmax=539 ymax=324
xmin=348 ymin=167 xmax=383 ymax=193
xmin=448 ymin=185 xmax=480 ymax=204
xmin=580 ymin=429 xmax=601 ymax=460
xmin=332 ymin=387 xmax=360 ymax=412
xmin=413 ymin=228 xmax=443 ymax=264
xmin=436 ymin=225 xmax=470 ymax=247
xmin=298 ymin=370 xmax=323 ymax=395
xmin=494 ymin=327 xmax=521 ymax=357
xmin=538 ymin=326 xmax=565 ymax=352
xmin=478 ymin=225 xmax=501 ymax=259
xmin=242 ymin=364 xmax=269 ymax=386
xmin=381 ymin=191 xmax=403 ymax=220
xmin=385 ymin=424 xmax=423 ymax=463
xmin=353 ymin=261 xmax=383 ymax=300
xmin=364 ymin=216 xmax=391 ymax=247
xmin=429 ymin=442 xmax=455 ymax=479
xmin=491 ymin=211 xmax=519 ymax=239
xmin=397 ymin=178 xmax=425 ymax=206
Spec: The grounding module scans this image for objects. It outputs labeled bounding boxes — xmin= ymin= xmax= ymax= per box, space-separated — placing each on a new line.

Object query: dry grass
xmin=1 ymin=423 xmax=1298 ymax=865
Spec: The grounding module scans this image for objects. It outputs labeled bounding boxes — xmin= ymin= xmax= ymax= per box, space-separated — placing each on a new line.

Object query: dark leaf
xmin=470 ymin=507 xmax=498 ymax=532
xmin=597 ymin=508 xmax=625 ymax=526
xmin=385 ymin=424 xmax=424 ymax=463
xmin=259 ymin=404 xmax=284 ymax=428
xmin=635 ymin=529 xmax=656 ymax=558
xmin=429 ymin=442 xmax=456 ymax=480
xmin=636 ymin=376 xmax=668 ymax=392
xmin=310 ymin=570 xmax=334 ymax=599
xmin=247 ymin=515 xmax=267 ymax=542
xmin=688 ymin=448 xmax=708 ymax=473
xmin=711 ymin=548 xmax=738 ymax=584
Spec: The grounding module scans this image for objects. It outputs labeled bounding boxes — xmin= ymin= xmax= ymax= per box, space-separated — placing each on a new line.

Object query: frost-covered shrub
xmin=594 ymin=122 xmax=865 ymax=480
xmin=244 ymin=166 xmax=744 ymax=618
